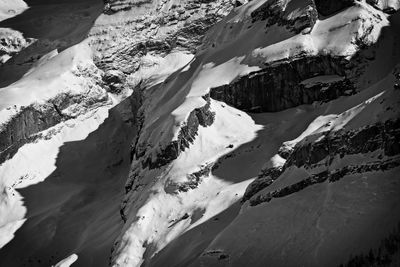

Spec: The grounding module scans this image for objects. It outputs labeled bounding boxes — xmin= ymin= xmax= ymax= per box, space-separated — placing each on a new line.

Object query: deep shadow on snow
xmin=0 ymin=0 xmax=103 ymax=87
xmin=0 ymin=97 xmax=138 ymax=267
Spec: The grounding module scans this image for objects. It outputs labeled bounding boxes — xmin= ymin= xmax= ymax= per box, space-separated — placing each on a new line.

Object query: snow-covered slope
xmin=0 ymin=0 xmax=27 ymax=22
xmin=113 ymin=0 xmax=400 ymax=266
xmin=0 ymin=0 xmax=400 ymax=266
xmin=0 ymin=0 xmax=237 ymax=266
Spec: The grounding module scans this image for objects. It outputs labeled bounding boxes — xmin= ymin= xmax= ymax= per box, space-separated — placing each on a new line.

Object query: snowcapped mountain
xmin=0 ymin=0 xmax=399 ymax=266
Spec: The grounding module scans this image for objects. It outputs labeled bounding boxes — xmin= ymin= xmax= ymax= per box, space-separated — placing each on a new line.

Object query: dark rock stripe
xmin=287 ymin=119 xmax=400 ymax=168
xmin=138 ymin=94 xmax=215 ymax=170
xmin=249 ymin=157 xmax=400 ymax=206
xmin=244 ymin=119 xmax=400 ymax=203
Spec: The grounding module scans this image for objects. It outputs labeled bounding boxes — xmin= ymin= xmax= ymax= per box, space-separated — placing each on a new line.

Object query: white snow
xmin=128 ymin=52 xmax=194 ymax=89
xmin=253 ymin=2 xmax=389 ymax=62
xmin=268 ymin=154 xmax=287 ymax=169
xmin=172 ymin=56 xmax=260 ymax=125
xmin=0 ymin=0 xmax=28 ymax=22
xmin=54 ymin=254 xmax=78 ymax=267
xmin=300 ymin=75 xmax=345 ymax=88
xmin=0 ymin=0 xmax=397 ymax=265
xmin=281 ymin=90 xmax=385 ymax=152
xmin=0 ymin=105 xmax=111 ymax=249
xmin=111 ymin=2 xmax=397 ymax=265
xmin=0 ymin=30 xmax=203 ymax=251
xmin=0 ymin=37 xmax=123 ymax=251
xmin=0 ymin=27 xmax=33 ymax=65
xmin=113 ymin=100 xmax=262 ymax=267
xmin=136 ymin=55 xmax=260 ymax=166
xmin=0 ymin=40 xmax=100 ymax=111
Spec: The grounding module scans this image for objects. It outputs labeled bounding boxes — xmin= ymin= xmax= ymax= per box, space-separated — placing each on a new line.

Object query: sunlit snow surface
xmin=54 ymin=254 xmax=78 ymax=267
xmin=0 ymin=0 xmax=399 ymax=266
xmin=0 ymin=41 xmax=99 ymax=111
xmin=110 ymin=1 xmax=400 ymax=266
xmin=253 ymin=2 xmax=389 ymax=61
xmin=0 ymin=103 xmax=111 ymax=248
xmin=0 ymin=0 xmax=28 ymax=22
xmin=0 ymin=32 xmax=194 ymax=256
xmin=114 ymin=100 xmax=262 ymax=267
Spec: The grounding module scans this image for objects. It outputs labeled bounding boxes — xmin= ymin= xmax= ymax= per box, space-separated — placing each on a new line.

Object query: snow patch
xmin=281 ymin=90 xmax=385 ymax=152
xmin=0 ymin=0 xmax=28 ymax=22
xmin=253 ymin=2 xmax=389 ymax=62
xmin=172 ymin=56 xmax=260 ymax=134
xmin=0 ymin=105 xmax=111 ymax=249
xmin=128 ymin=52 xmax=194 ymax=88
xmin=300 ymin=75 xmax=345 ymax=88
xmin=0 ymin=40 xmax=99 ymax=111
xmin=54 ymin=254 xmax=78 ymax=267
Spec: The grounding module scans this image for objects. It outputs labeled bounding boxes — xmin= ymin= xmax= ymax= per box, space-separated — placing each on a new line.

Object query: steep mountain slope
xmin=0 ymin=0 xmax=237 ymax=266
xmin=113 ymin=0 xmax=400 ymax=266
xmin=0 ymin=0 xmax=399 ymax=267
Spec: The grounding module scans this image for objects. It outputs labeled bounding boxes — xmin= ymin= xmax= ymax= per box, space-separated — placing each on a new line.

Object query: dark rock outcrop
xmin=249 ymin=157 xmax=400 ymax=206
xmin=366 ymin=0 xmax=400 ymax=14
xmin=287 ymin=119 xmax=400 ymax=168
xmin=0 ymin=91 xmax=109 ymax=165
xmin=103 ymin=0 xmax=153 ymax=14
xmin=165 ymin=163 xmax=213 ymax=194
xmin=251 ymin=0 xmax=318 ymax=33
xmin=0 ymin=105 xmax=62 ymax=164
xmin=102 ymin=70 xmax=126 ymax=93
xmin=210 ymin=56 xmax=355 ymax=113
xmin=138 ymin=94 xmax=215 ymax=170
xmin=168 ymin=14 xmax=226 ymax=53
xmin=244 ymin=119 xmax=400 ymax=203
xmin=242 ymin=165 xmax=283 ymax=202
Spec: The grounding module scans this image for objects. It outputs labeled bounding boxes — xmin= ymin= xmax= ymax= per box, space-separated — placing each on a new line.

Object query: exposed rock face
xmin=91 ymin=0 xmax=235 ymax=73
xmin=102 ymin=69 xmax=126 ymax=93
xmin=165 ymin=163 xmax=214 ymax=193
xmin=210 ymin=56 xmax=355 ymax=112
xmin=0 ymin=62 xmax=110 ymax=165
xmin=2 ymin=0 xmax=400 ymax=266
xmin=0 ymin=29 xmax=33 ymax=65
xmin=251 ymin=0 xmax=318 ymax=33
xmin=249 ymin=157 xmax=400 ymax=206
xmin=244 ymin=118 xmax=400 ymax=204
xmin=0 ymin=105 xmax=62 ymax=163
xmin=104 ymin=0 xmax=154 ymax=14
xmin=242 ymin=165 xmax=283 ymax=202
xmin=367 ymin=0 xmax=400 ymax=13
xmin=287 ymin=119 xmax=400 ymax=168
xmin=137 ymin=94 xmax=215 ymax=170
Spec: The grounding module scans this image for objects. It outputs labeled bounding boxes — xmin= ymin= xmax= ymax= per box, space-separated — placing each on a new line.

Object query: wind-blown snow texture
xmin=0 ymin=0 xmax=400 ymax=266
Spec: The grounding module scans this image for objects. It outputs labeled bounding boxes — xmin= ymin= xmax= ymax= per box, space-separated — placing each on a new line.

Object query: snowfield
xmin=114 ymin=100 xmax=262 ymax=266
xmin=0 ymin=0 xmax=400 ymax=266
xmin=0 ymin=0 xmax=28 ymax=22
xmin=253 ymin=2 xmax=390 ymax=61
